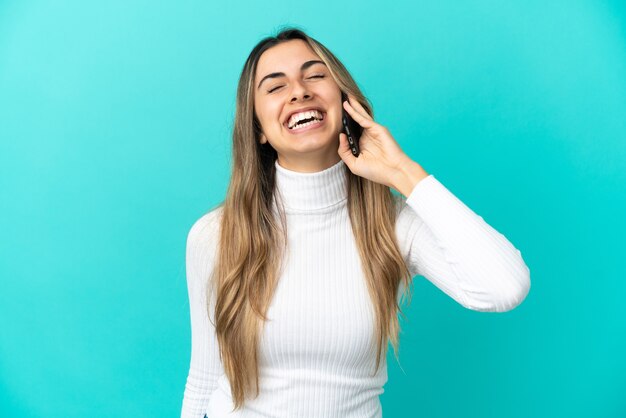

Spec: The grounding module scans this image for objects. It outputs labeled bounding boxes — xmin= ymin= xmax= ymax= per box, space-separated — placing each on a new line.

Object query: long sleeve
xmin=181 ymin=210 xmax=225 ymax=418
xmin=395 ymin=174 xmax=531 ymax=312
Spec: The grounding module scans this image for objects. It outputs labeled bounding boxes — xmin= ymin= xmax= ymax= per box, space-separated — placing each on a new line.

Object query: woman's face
xmin=254 ymin=39 xmax=343 ymax=172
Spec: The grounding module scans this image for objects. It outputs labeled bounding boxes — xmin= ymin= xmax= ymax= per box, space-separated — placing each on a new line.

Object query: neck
xmin=275 ymin=154 xmax=343 ymax=173
xmin=274 ymin=158 xmax=348 ymax=212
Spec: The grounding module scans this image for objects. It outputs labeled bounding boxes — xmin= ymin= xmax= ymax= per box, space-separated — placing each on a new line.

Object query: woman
xmin=180 ymin=27 xmax=531 ymax=418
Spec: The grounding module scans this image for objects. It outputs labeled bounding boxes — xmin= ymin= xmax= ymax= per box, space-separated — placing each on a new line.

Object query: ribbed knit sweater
xmin=180 ymin=158 xmax=531 ymax=418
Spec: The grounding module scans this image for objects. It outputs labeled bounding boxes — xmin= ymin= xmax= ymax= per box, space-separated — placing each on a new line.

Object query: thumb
xmin=337 ymin=132 xmax=356 ymax=166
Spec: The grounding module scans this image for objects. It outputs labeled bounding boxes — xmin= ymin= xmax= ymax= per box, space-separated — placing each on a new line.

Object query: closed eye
xmin=267 ymin=74 xmax=326 ymax=93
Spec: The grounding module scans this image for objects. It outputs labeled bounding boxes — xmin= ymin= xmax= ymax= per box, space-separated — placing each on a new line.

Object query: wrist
xmin=392 ymin=159 xmax=429 ymax=198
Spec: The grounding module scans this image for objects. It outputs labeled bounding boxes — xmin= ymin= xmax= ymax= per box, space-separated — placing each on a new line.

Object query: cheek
xmin=256 ymin=100 xmax=277 ymax=120
xmin=254 ymin=106 xmax=271 ymax=127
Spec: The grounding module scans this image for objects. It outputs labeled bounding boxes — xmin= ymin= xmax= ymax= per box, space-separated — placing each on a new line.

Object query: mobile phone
xmin=341 ymin=91 xmax=361 ymax=157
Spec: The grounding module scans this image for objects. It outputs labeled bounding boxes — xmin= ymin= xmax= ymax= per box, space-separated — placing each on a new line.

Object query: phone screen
xmin=341 ymin=91 xmax=362 ymax=157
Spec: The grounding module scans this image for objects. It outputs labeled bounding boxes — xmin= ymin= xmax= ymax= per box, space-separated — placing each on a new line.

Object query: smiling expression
xmin=254 ymin=39 xmax=343 ymax=172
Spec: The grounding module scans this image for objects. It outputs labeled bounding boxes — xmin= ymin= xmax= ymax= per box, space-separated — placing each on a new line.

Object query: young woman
xmin=180 ymin=27 xmax=531 ymax=418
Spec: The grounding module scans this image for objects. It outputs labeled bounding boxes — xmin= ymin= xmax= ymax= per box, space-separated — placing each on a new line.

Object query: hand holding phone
xmin=341 ymin=91 xmax=361 ymax=157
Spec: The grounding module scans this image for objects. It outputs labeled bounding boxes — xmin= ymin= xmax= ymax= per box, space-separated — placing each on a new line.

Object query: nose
xmin=289 ymin=80 xmax=312 ymax=102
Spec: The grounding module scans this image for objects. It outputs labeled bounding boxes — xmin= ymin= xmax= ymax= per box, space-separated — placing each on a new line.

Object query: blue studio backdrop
xmin=1 ymin=1 xmax=625 ymax=417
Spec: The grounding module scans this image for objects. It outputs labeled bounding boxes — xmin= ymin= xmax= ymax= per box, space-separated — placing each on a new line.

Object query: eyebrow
xmin=257 ymin=60 xmax=327 ymax=90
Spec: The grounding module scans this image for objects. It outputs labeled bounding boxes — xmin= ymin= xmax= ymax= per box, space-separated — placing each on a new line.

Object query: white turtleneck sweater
xmin=180 ymin=159 xmax=530 ymax=418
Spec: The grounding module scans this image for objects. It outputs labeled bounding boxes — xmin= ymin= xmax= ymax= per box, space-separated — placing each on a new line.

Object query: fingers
xmin=337 ymin=132 xmax=356 ymax=166
xmin=345 ymin=93 xmax=373 ymax=121
xmin=343 ymin=100 xmax=375 ymax=129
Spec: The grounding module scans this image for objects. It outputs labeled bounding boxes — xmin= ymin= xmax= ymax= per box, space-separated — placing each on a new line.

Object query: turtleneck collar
xmin=274 ymin=158 xmax=348 ymax=212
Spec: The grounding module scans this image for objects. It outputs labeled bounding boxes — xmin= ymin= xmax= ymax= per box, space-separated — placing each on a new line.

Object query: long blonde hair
xmin=205 ymin=26 xmax=414 ymax=410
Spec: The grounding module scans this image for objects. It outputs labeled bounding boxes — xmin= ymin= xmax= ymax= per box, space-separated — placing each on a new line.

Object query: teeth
xmin=290 ymin=119 xmax=322 ymax=130
xmin=288 ymin=110 xmax=324 ymax=129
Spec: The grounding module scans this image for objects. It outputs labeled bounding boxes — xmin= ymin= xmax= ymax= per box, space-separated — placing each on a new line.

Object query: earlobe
xmin=260 ymin=134 xmax=267 ymax=144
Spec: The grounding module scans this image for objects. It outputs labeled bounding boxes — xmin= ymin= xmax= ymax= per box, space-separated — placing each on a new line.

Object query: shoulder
xmin=186 ymin=204 xmax=224 ymax=261
xmin=188 ymin=205 xmax=224 ymax=241
xmin=185 ymin=206 xmax=224 ymax=302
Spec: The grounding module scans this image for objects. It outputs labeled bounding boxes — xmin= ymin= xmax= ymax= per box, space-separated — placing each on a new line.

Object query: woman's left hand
xmin=337 ymin=93 xmax=425 ymax=191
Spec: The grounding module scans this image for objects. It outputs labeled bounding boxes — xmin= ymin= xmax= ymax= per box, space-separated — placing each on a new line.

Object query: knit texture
xmin=180 ymin=159 xmax=531 ymax=418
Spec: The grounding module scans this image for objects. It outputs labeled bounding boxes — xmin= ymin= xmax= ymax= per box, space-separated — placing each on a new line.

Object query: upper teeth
xmin=288 ymin=110 xmax=324 ymax=129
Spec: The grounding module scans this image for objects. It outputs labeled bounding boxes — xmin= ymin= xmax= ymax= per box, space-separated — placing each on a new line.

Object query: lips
xmin=282 ymin=107 xmax=326 ymax=128
xmin=285 ymin=114 xmax=326 ymax=134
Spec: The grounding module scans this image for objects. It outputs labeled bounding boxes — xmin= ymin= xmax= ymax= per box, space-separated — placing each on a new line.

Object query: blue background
xmin=1 ymin=1 xmax=625 ymax=417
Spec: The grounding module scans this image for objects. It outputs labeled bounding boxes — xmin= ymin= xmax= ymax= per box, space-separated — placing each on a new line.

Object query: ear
xmin=259 ymin=133 xmax=267 ymax=144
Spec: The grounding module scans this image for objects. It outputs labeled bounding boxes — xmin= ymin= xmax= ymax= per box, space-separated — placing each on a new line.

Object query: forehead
xmin=255 ymin=40 xmax=320 ymax=78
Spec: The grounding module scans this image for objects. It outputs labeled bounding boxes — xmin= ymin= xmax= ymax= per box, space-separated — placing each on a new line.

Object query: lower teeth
xmin=292 ymin=119 xmax=321 ymax=130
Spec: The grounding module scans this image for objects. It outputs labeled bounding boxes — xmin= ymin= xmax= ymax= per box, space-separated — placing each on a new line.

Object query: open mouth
xmin=284 ymin=111 xmax=326 ymax=134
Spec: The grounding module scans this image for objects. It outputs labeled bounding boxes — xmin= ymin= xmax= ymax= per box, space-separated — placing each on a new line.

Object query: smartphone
xmin=341 ymin=91 xmax=362 ymax=157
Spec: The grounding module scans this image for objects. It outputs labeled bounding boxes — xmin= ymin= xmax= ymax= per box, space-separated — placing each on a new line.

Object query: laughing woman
xmin=180 ymin=27 xmax=530 ymax=418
